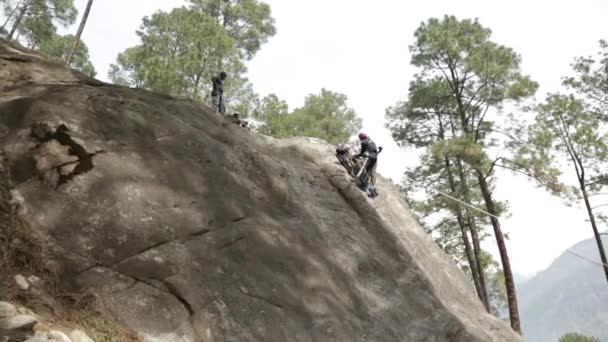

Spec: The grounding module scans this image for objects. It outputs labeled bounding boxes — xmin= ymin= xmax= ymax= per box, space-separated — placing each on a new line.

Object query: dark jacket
xmin=211 ymin=76 xmax=224 ymax=96
xmin=357 ymin=137 xmax=378 ymax=159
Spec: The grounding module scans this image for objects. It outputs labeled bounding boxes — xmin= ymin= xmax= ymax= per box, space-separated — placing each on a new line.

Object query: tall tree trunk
xmin=444 ymin=156 xmax=488 ymax=310
xmin=557 ymin=111 xmax=608 ymax=285
xmin=66 ymin=0 xmax=94 ymax=66
xmin=448 ymin=116 xmax=491 ymax=310
xmin=477 ymin=172 xmax=521 ymax=333
xmin=467 ymin=216 xmax=491 ymax=306
xmin=8 ymin=3 xmax=28 ymax=40
xmin=581 ymin=184 xmax=608 ymax=283
xmin=459 ymin=218 xmax=484 ymax=304
xmin=448 ymin=63 xmax=519 ymax=332
xmin=455 ymin=159 xmax=491 ymax=311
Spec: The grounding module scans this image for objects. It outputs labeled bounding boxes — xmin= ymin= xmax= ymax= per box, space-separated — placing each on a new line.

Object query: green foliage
xmin=109 ymin=2 xmax=274 ymax=114
xmin=409 ymin=15 xmax=537 ymax=143
xmin=563 ymin=40 xmax=608 ymax=118
xmin=227 ymin=81 xmax=259 ymax=117
xmin=386 ymin=15 xmax=532 ymax=256
xmin=536 ymin=41 xmax=608 ymax=197
xmin=432 ymin=135 xmax=487 ymax=169
xmin=394 ymin=15 xmax=542 ymax=220
xmin=108 ymin=46 xmax=147 ymax=88
xmin=41 ymin=0 xmax=77 ymax=23
xmin=401 ymin=146 xmax=496 ymax=261
xmin=518 ymin=41 xmax=608 ymax=288
xmin=388 ymin=17 xmax=540 ymax=325
xmin=533 ymin=94 xmax=607 ymax=187
xmin=187 ymin=0 xmax=276 ymax=59
xmin=291 ymin=89 xmax=362 ymax=144
xmin=20 ymin=0 xmax=77 ymax=26
xmin=3 ymin=0 xmax=77 ymax=45
xmin=254 ymin=94 xmax=290 ymax=137
xmin=389 ymin=15 xmax=547 ymax=195
xmin=109 ymin=8 xmax=236 ymax=98
xmin=20 ymin=11 xmax=54 ymax=47
xmin=255 ymin=89 xmax=362 ymax=144
xmin=559 ymin=332 xmax=601 ymax=342
xmin=519 ymin=44 xmax=608 ymax=200
xmin=38 ymin=32 xmax=95 ymax=76
xmin=386 ymin=78 xmax=455 ymax=148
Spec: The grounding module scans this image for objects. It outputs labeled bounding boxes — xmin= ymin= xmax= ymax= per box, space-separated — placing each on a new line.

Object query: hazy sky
xmin=60 ymin=0 xmax=608 ymax=276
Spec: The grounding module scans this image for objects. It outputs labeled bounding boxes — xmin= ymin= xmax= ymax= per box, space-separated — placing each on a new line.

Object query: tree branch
xmin=486 ymin=156 xmax=503 ymax=177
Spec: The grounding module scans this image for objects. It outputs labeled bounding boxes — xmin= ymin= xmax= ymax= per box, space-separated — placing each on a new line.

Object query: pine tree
xmin=390 ymin=15 xmax=540 ymax=333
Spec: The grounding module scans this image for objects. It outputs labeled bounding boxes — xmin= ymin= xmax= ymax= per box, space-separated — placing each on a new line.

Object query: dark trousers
xmin=364 ymin=157 xmax=377 ymax=173
xmin=212 ymin=94 xmax=225 ymax=114
xmin=357 ymin=156 xmax=377 ymax=180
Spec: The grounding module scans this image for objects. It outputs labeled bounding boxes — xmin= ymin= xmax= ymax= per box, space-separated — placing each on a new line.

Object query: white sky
xmin=61 ymin=0 xmax=608 ymax=276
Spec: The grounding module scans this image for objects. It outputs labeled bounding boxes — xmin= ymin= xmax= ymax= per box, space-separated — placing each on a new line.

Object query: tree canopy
xmin=39 ymin=32 xmax=95 ymax=76
xmin=1 ymin=0 xmax=77 ymax=45
xmin=110 ymin=8 xmax=236 ymax=98
xmin=187 ymin=0 xmax=276 ymax=59
xmin=108 ymin=1 xmax=275 ymax=115
xmin=255 ymin=89 xmax=362 ymax=144
xmin=517 ymin=40 xmax=608 ymax=284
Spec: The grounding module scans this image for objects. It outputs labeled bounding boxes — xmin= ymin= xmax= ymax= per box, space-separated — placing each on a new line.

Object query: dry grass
xmin=0 ymin=151 xmax=50 ymax=301
xmin=0 ymin=151 xmax=139 ymax=341
xmin=56 ymin=290 xmax=139 ymax=342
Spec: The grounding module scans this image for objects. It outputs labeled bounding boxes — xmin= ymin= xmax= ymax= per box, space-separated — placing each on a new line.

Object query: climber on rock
xmin=355 ymin=132 xmax=379 ymax=183
xmin=211 ymin=71 xmax=227 ymax=114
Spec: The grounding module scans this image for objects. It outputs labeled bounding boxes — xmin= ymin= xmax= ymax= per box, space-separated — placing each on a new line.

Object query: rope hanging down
xmin=436 ymin=190 xmax=608 ymax=269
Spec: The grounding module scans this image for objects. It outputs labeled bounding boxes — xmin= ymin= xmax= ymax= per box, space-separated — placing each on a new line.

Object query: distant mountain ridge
xmin=519 ymin=236 xmax=608 ymax=342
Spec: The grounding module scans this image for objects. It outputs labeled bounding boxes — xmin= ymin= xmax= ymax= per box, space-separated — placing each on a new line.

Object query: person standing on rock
xmin=211 ymin=71 xmax=227 ymax=114
xmin=355 ymin=132 xmax=379 ymax=182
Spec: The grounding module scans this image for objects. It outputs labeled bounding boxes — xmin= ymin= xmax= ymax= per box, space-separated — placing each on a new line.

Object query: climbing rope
xmin=437 ymin=190 xmax=608 ymax=269
xmin=564 ymin=248 xmax=608 ymax=268
xmin=436 ymin=190 xmax=499 ymax=219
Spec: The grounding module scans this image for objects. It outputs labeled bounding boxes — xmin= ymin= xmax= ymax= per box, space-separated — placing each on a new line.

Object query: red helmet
xmin=358 ymin=132 xmax=367 ymax=140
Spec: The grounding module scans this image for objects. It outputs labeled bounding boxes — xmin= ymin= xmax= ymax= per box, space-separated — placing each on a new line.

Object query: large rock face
xmin=0 ymin=41 xmax=521 ymax=342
